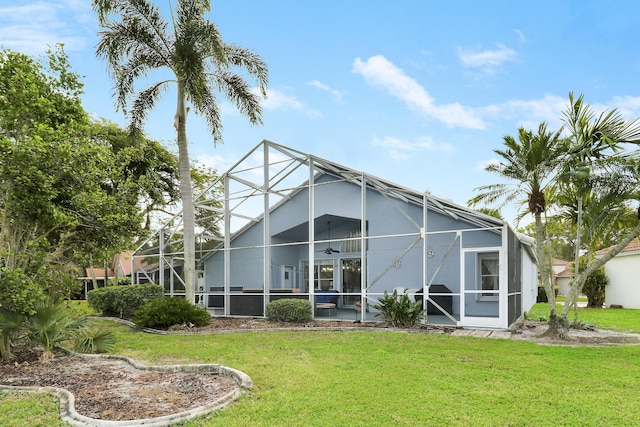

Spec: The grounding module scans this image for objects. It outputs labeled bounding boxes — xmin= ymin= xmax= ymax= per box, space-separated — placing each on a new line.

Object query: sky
xmin=2 ymin=0 xmax=640 ymax=226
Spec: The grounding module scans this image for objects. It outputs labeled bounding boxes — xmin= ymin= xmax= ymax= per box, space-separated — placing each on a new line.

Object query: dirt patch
xmin=509 ymin=320 xmax=640 ymax=346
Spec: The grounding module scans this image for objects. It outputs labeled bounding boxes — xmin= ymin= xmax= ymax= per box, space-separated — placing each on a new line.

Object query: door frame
xmin=460 ymin=245 xmax=505 ymax=328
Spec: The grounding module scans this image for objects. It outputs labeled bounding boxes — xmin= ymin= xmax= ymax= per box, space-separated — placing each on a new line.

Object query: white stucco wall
xmin=604 ymin=251 xmax=640 ymax=309
xmin=556 ymin=277 xmax=572 ymax=296
xmin=521 ymin=246 xmax=538 ymax=313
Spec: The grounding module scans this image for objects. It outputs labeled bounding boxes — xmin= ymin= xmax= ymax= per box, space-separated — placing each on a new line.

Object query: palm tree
xmin=92 ymin=0 xmax=268 ymax=304
xmin=547 ymin=94 xmax=640 ymax=338
xmin=469 ymin=123 xmax=566 ymax=318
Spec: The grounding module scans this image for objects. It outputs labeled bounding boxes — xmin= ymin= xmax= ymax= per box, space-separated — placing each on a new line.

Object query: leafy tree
xmin=469 ymin=123 xmax=566 ymax=319
xmin=0 ymin=46 xmax=182 ymax=359
xmin=93 ymin=0 xmax=269 ymax=305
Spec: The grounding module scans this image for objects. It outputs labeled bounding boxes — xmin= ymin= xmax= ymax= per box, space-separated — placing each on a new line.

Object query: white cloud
xmin=514 ymin=29 xmax=527 ymax=42
xmin=475 ymin=158 xmax=500 ymax=172
xmin=482 ymin=94 xmax=568 ymax=129
xmin=373 ymin=135 xmax=453 ymax=161
xmin=352 ymin=55 xmax=484 ymax=129
xmin=195 ymin=153 xmax=231 ymax=172
xmin=255 ymin=88 xmax=321 ymax=118
xmin=308 ymin=80 xmax=344 ymax=101
xmin=457 ymin=44 xmax=517 ymax=74
xmin=0 ymin=1 xmax=95 ymax=54
xmin=608 ymin=95 xmax=640 ymax=119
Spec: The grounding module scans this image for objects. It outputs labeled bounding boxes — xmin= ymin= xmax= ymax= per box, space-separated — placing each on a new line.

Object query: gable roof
xmin=212 ymin=140 xmax=505 ymax=228
xmin=136 ymin=140 xmax=533 ymax=260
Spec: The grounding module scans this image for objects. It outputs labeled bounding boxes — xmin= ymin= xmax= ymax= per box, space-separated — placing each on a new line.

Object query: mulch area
xmin=2 ymin=317 xmax=640 ymax=422
xmin=0 ymin=345 xmax=237 ymax=422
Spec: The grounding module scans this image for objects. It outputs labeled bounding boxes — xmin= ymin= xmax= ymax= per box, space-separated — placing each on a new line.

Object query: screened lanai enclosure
xmin=132 ymin=140 xmax=537 ymax=329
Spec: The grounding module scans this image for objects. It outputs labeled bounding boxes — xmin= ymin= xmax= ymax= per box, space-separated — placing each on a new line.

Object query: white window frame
xmin=476 ymin=251 xmax=499 ymax=301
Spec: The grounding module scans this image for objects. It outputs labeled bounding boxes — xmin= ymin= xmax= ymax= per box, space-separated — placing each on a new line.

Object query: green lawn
xmin=3 ymin=310 xmax=640 ymax=426
xmin=527 ymin=303 xmax=640 ymax=333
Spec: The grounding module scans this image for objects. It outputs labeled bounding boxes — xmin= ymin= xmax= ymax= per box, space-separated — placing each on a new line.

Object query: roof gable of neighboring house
xmin=552 ymin=259 xmax=572 ymax=277
xmin=595 ymin=238 xmax=640 ymax=257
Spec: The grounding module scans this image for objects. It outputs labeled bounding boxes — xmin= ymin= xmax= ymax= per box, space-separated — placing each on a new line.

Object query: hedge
xmin=87 ymin=284 xmax=163 ymax=318
xmin=266 ymin=298 xmax=313 ymax=323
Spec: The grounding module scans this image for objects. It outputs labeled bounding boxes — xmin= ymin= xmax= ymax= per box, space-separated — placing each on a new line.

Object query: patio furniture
xmin=315 ymin=284 xmax=338 ymax=317
xmin=315 ymin=302 xmax=337 ymax=316
xmin=414 ymin=285 xmax=453 ymax=315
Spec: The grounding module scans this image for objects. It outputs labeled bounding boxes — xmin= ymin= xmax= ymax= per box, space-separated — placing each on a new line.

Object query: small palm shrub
xmin=87 ymin=284 xmax=163 ymax=318
xmin=133 ymin=297 xmax=211 ymax=328
xmin=266 ymin=299 xmax=312 ymax=323
xmin=27 ymin=298 xmax=89 ymax=360
xmin=74 ymin=327 xmax=116 ymax=354
xmin=372 ymin=290 xmax=425 ymax=328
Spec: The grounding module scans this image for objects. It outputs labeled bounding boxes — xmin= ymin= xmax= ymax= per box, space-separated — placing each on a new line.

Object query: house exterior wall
xmin=520 ymin=245 xmax=538 ymax=313
xmin=203 ymin=175 xmax=526 ymax=327
xmin=604 ymin=251 xmax=640 ymax=309
xmin=556 ymin=277 xmax=572 ymax=296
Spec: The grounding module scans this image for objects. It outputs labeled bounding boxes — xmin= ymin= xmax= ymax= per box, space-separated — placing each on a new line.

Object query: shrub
xmin=133 ymin=297 xmax=211 ymax=328
xmin=74 ymin=327 xmax=116 ymax=354
xmin=579 ymin=262 xmax=609 ymax=308
xmin=266 ymin=299 xmax=312 ymax=323
xmin=372 ymin=290 xmax=425 ymax=328
xmin=27 ymin=297 xmax=89 ymax=360
xmin=87 ymin=284 xmax=163 ymax=318
xmin=536 ymin=285 xmax=559 ymax=303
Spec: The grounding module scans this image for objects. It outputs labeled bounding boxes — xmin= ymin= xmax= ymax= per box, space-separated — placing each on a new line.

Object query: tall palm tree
xmin=469 ymin=123 xmax=566 ymax=317
xmin=93 ymin=0 xmax=268 ymax=304
xmin=527 ymin=94 xmax=640 ymax=338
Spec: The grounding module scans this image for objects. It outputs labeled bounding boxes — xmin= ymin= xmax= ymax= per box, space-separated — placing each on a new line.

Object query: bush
xmin=74 ymin=327 xmax=116 ymax=354
xmin=536 ymin=285 xmax=559 ymax=303
xmin=133 ymin=297 xmax=211 ymax=328
xmin=579 ymin=260 xmax=609 ymax=308
xmin=266 ymin=299 xmax=312 ymax=323
xmin=27 ymin=297 xmax=89 ymax=360
xmin=87 ymin=284 xmax=163 ymax=318
xmin=372 ymin=290 xmax=425 ymax=328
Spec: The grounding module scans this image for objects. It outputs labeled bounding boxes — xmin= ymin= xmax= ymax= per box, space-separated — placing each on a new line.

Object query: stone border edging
xmin=0 ymin=353 xmax=252 ymax=427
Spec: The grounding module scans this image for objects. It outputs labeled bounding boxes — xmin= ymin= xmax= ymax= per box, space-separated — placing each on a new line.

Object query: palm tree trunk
xmin=535 ymin=212 xmax=556 ymax=317
xmin=0 ymin=333 xmax=14 ymax=361
xmin=175 ymin=84 xmax=196 ymax=305
xmin=571 ymin=197 xmax=583 ymax=322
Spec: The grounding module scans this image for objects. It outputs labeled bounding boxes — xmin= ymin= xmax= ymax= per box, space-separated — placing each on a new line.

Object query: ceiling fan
xmin=319 ymin=221 xmax=340 ymax=254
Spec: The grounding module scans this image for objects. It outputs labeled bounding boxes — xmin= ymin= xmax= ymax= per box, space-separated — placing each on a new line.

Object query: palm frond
xmin=128 ymin=80 xmax=171 ymax=132
xmin=196 ymin=89 xmax=222 ymax=143
xmin=223 ymin=44 xmax=269 ymax=96
xmin=210 ymin=70 xmax=264 ymax=125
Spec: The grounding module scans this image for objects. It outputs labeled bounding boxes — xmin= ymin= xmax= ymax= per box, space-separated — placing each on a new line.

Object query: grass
xmin=527 ymin=303 xmax=640 ymax=333
xmin=0 ymin=392 xmax=61 ymax=427
xmin=4 ymin=313 xmax=640 ymax=426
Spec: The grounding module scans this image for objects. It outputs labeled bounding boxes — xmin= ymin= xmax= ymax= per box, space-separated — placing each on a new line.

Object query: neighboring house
xmin=79 ymin=252 xmax=144 ymax=294
xmin=552 ymin=259 xmax=573 ymax=296
xmin=595 ymin=238 xmax=640 ymax=309
xmin=132 ymin=141 xmax=538 ymax=329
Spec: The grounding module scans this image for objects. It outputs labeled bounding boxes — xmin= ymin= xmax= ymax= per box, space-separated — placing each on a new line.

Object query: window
xmin=303 ymin=260 xmax=334 ymax=292
xmin=478 ymin=252 xmax=499 ymax=300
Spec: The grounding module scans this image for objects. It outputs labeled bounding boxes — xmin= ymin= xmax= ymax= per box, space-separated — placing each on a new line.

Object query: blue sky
xmin=2 ymin=0 xmax=640 ymax=226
